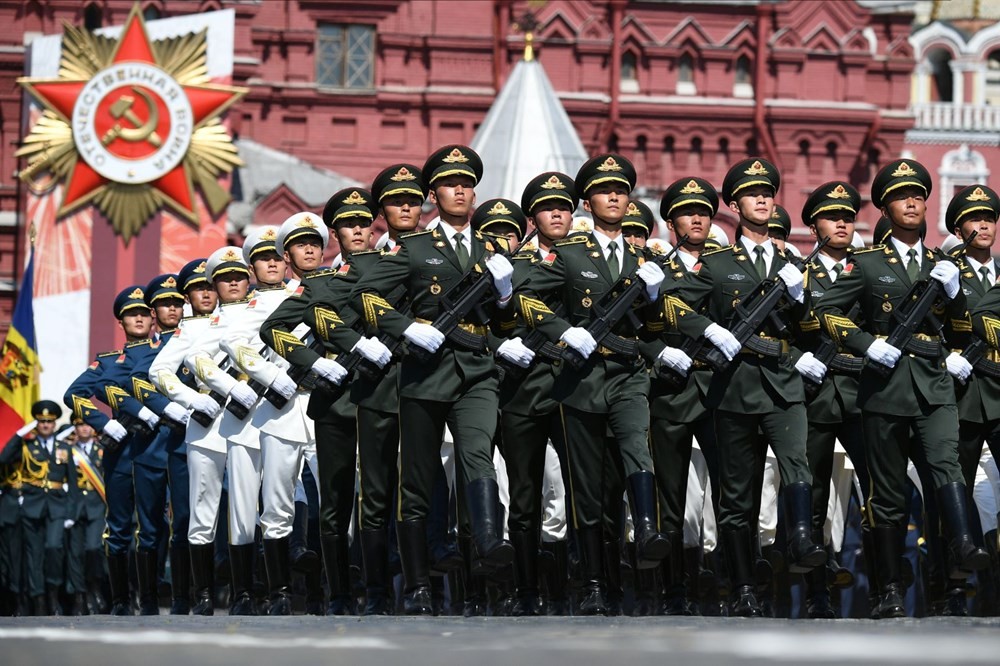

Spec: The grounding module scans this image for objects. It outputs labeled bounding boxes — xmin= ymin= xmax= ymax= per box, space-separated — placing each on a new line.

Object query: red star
xmin=23 ymin=7 xmax=241 ymax=220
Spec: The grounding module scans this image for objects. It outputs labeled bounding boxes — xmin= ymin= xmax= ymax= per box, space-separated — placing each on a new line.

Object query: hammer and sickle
xmin=101 ymin=87 xmax=163 ymax=148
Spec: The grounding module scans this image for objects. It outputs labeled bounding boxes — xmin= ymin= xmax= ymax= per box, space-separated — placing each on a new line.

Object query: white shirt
xmin=818 ymin=253 xmax=847 ymax=283
xmin=739 ymin=236 xmax=775 ymax=277
xmin=592 ymin=228 xmax=626 ymax=267
xmin=437 ymin=219 xmax=472 ymax=255
xmin=890 ymin=236 xmax=923 ymax=270
xmin=677 ymin=248 xmax=699 ymax=271
xmin=38 ymin=436 xmax=55 ymax=457
xmin=966 ymin=255 xmax=996 ymax=287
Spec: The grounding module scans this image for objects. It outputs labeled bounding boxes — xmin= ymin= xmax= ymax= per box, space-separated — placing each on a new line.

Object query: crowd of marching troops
xmin=3 ymin=144 xmax=1000 ymax=620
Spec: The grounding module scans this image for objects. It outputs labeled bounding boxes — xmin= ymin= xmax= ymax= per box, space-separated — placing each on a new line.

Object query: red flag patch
xmin=843 ymin=263 xmax=854 ymax=274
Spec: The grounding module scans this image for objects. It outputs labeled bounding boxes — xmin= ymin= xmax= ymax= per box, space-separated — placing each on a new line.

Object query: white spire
xmin=471 ymin=58 xmax=588 ymax=205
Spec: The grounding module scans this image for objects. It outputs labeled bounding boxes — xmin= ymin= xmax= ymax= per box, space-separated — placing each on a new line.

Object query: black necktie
xmin=607 ymin=242 xmax=620 ymax=281
xmin=454 ymin=233 xmax=469 ymax=270
xmin=980 ymin=266 xmax=992 ymax=291
xmin=753 ymin=246 xmax=767 ymax=280
xmin=906 ymin=248 xmax=919 ymax=282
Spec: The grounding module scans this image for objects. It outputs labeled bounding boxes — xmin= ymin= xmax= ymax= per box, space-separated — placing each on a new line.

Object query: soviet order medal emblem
xmin=17 ymin=5 xmax=246 ymax=242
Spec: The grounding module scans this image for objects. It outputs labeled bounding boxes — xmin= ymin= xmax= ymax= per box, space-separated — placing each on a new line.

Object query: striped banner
xmin=72 ymin=447 xmax=105 ymax=504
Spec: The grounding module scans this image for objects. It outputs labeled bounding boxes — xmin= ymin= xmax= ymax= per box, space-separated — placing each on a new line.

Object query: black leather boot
xmin=85 ymin=549 xmax=108 ymax=614
xmin=262 ymin=537 xmax=292 ymax=615
xmin=290 ymin=501 xmax=319 ymax=575
xmin=604 ymin=539 xmax=624 ymax=616
xmin=360 ymin=528 xmax=390 ymax=615
xmin=660 ymin=532 xmax=692 ymax=615
xmin=228 ymin=543 xmax=257 ymax=616
xmin=396 ymin=520 xmax=432 ymax=615
xmin=45 ymin=585 xmax=63 ymax=616
xmin=784 ymin=482 xmax=826 ymax=573
xmin=542 ymin=540 xmax=570 ymax=615
xmin=189 ymin=543 xmax=214 ymax=616
xmin=107 ymin=552 xmax=134 ymax=616
xmin=722 ymin=528 xmax=761 ymax=617
xmin=940 ymin=584 xmax=969 ymax=616
xmin=71 ymin=592 xmax=85 ymax=616
xmin=683 ymin=546 xmax=702 ymax=616
xmin=576 ymin=527 xmax=608 ymax=616
xmin=630 ymin=542 xmax=658 ymax=616
xmin=937 ymin=482 xmax=990 ymax=578
xmin=32 ymin=594 xmax=47 ymax=616
xmin=321 ymin=534 xmax=353 ymax=615
xmin=805 ymin=562 xmax=836 ymax=618
xmin=873 ymin=525 xmax=905 ymax=619
xmin=465 ymin=478 xmax=514 ymax=571
xmin=627 ymin=472 xmax=670 ymax=568
xmin=861 ymin=526 xmax=880 ymax=619
xmin=136 ymin=548 xmax=160 ymax=615
xmin=169 ymin=547 xmax=191 ymax=615
xmin=510 ymin=530 xmax=541 ymax=616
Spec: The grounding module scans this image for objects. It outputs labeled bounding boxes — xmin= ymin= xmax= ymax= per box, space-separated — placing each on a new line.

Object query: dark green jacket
xmin=960 ymin=256 xmax=1000 ymax=423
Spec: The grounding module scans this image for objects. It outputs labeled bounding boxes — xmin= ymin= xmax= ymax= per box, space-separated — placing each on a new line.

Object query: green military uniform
xmin=483 ymin=175 xmax=575 ymax=616
xmin=514 ymin=154 xmax=669 ymax=616
xmin=665 ymin=158 xmax=823 ymax=617
xmin=65 ymin=428 xmax=106 ymax=615
xmin=0 ymin=401 xmax=78 ymax=614
xmin=0 ymin=458 xmax=23 ymax=615
xmin=641 ymin=177 xmax=721 ymax=615
xmin=348 ymin=145 xmax=513 ymax=614
xmin=814 ymin=159 xmax=987 ymax=618
xmin=795 ymin=181 xmax=870 ymax=618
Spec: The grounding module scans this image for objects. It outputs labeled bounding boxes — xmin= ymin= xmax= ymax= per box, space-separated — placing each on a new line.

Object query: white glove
xmin=945 ymin=351 xmax=973 ymax=383
xmin=496 ymin=337 xmax=536 ymax=368
xmin=637 ymin=262 xmax=666 ymax=300
xmin=866 ymin=338 xmax=902 ymax=368
xmin=137 ymin=406 xmax=160 ymax=429
xmin=704 ymin=323 xmax=741 ymax=361
xmin=163 ymin=402 xmax=189 ymax=425
xmin=930 ymin=261 xmax=960 ymax=300
xmin=403 ymin=322 xmax=445 ymax=354
xmin=778 ymin=263 xmax=805 ymax=303
xmin=486 ymin=254 xmax=514 ymax=301
xmin=352 ymin=336 xmax=392 ymax=368
xmin=795 ymin=351 xmax=828 ymax=383
xmin=190 ymin=393 xmax=222 ymax=419
xmin=63 ymin=519 xmax=75 ymax=530
xmin=228 ymin=381 xmax=258 ymax=410
xmin=560 ymin=327 xmax=598 ymax=359
xmin=657 ymin=346 xmax=693 ymax=375
xmin=312 ymin=357 xmax=348 ymax=386
xmin=103 ymin=419 xmax=127 ymax=442
xmin=16 ymin=420 xmax=37 ymax=437
xmin=269 ymin=371 xmax=297 ymax=399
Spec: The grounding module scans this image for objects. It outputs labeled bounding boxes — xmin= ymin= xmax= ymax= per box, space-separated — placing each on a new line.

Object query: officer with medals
xmin=639 ymin=177 xmax=722 ymax=616
xmin=947 ymin=184 xmax=1000 ymax=615
xmin=122 ymin=274 xmax=193 ymax=615
xmin=814 ymin=159 xmax=988 ymax=618
xmin=65 ymin=415 xmax=106 ymax=615
xmin=512 ymin=155 xmax=670 ymax=615
xmin=148 ymin=259 xmax=224 ymax=615
xmin=348 ymin=145 xmax=516 ymax=615
xmin=0 ymin=401 xmax=78 ymax=614
xmin=64 ymin=286 xmax=157 ymax=615
xmin=795 ymin=181 xmax=870 ymax=618
xmin=664 ymin=158 xmax=825 ymax=616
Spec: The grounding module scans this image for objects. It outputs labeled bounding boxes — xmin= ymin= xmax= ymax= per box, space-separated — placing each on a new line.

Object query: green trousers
xmin=356 ymin=406 xmax=399 ymax=531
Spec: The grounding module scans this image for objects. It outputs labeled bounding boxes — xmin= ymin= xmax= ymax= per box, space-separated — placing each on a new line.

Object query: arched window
xmin=84 ymin=3 xmax=102 ymax=31
xmin=734 ymin=54 xmax=752 ymax=97
xmin=927 ymin=48 xmax=954 ymax=102
xmin=986 ymin=49 xmax=1000 ymax=106
xmin=676 ymin=53 xmax=696 ymax=95
xmin=620 ymin=51 xmax=639 ymax=93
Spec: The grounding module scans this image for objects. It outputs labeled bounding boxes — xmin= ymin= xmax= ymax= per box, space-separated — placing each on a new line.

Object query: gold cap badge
xmin=967 ymin=187 xmax=991 ymax=202
xmin=891 ymin=162 xmax=914 ymax=177
xmin=160 ymin=276 xmax=177 ymax=288
xmin=295 ymin=216 xmax=316 ymax=227
xmin=828 ymin=184 xmax=851 ymax=199
xmin=541 ymin=175 xmax=567 ymax=190
xmin=221 ymin=249 xmax=241 ymax=262
xmin=744 ymin=161 xmax=768 ymax=176
xmin=194 ymin=261 xmax=206 ymax=274
xmin=342 ymin=191 xmax=368 ymax=205
xmin=626 ymin=202 xmax=640 ymax=216
xmin=391 ymin=167 xmax=416 ymax=182
xmin=487 ymin=201 xmax=512 ymax=216
xmin=128 ymin=288 xmax=144 ymax=299
xmin=442 ymin=148 xmax=469 ymax=164
xmin=260 ymin=228 xmax=277 ymax=241
xmin=596 ymin=156 xmax=623 ymax=172
xmin=680 ymin=180 xmax=705 ymax=194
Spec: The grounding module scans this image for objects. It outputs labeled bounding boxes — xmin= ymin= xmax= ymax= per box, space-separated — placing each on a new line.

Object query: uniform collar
xmin=890 ymin=236 xmax=923 ymax=263
xmin=591 ymin=227 xmax=624 ymax=255
xmin=817 ymin=252 xmax=845 ymax=274
xmin=677 ymin=247 xmax=698 ymax=269
xmin=739 ymin=235 xmax=774 ymax=259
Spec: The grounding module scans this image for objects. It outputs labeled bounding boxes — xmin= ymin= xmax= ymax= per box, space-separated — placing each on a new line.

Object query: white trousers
xmin=260 ymin=433 xmax=318 ymax=540
xmin=187 ymin=446 xmax=226 ymax=546
xmin=226 ymin=441 xmax=262 ymax=546
xmin=541 ymin=441 xmax=568 ymax=543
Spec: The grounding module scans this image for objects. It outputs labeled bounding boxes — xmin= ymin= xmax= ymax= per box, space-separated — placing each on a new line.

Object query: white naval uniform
xmin=224 ymin=280 xmax=320 ymax=541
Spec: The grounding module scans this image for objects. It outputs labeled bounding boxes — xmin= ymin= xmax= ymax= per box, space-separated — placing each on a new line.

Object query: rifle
xmin=408 ymin=228 xmax=540 ymax=364
xmin=867 ymin=231 xmax=976 ymax=378
xmin=960 ymin=336 xmax=1000 ymax=381
xmin=698 ymin=237 xmax=831 ymax=371
xmin=562 ymin=236 xmax=688 ymax=371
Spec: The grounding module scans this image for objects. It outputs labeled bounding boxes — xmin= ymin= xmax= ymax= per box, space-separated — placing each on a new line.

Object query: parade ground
xmin=3 ymin=616 xmax=1000 ymax=666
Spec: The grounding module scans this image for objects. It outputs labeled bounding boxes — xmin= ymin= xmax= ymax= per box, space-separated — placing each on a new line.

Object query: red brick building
xmin=0 ymin=0 xmax=939 ymax=334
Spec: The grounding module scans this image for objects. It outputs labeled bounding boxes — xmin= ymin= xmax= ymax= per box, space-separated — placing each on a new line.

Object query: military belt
xmin=24 ymin=478 xmax=63 ymax=491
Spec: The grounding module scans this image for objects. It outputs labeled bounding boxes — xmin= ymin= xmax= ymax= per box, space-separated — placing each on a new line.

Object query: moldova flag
xmin=0 ymin=246 xmax=39 ymax=438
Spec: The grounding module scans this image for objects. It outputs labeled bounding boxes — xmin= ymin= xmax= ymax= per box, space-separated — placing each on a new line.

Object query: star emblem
xmin=17 ymin=5 xmax=246 ymax=242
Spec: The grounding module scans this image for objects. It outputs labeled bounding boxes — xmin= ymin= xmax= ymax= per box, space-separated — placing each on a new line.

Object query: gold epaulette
xmin=181 ymin=313 xmax=211 ymax=321
xmin=512 ymin=251 xmax=536 ymax=261
xmin=221 ymin=297 xmax=251 ymax=307
xmin=399 ymin=229 xmax=432 ymax=239
xmin=97 ymin=350 xmax=123 ymax=358
xmin=702 ymin=245 xmax=733 ymax=257
xmin=853 ymin=245 xmax=884 ymax=255
xmin=255 ymin=284 xmax=286 ymax=292
xmin=125 ymin=339 xmax=151 ymax=348
xmin=554 ymin=234 xmax=590 ymax=247
xmin=305 ymin=268 xmax=335 ymax=280
xmin=351 ymin=249 xmax=382 ymax=257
